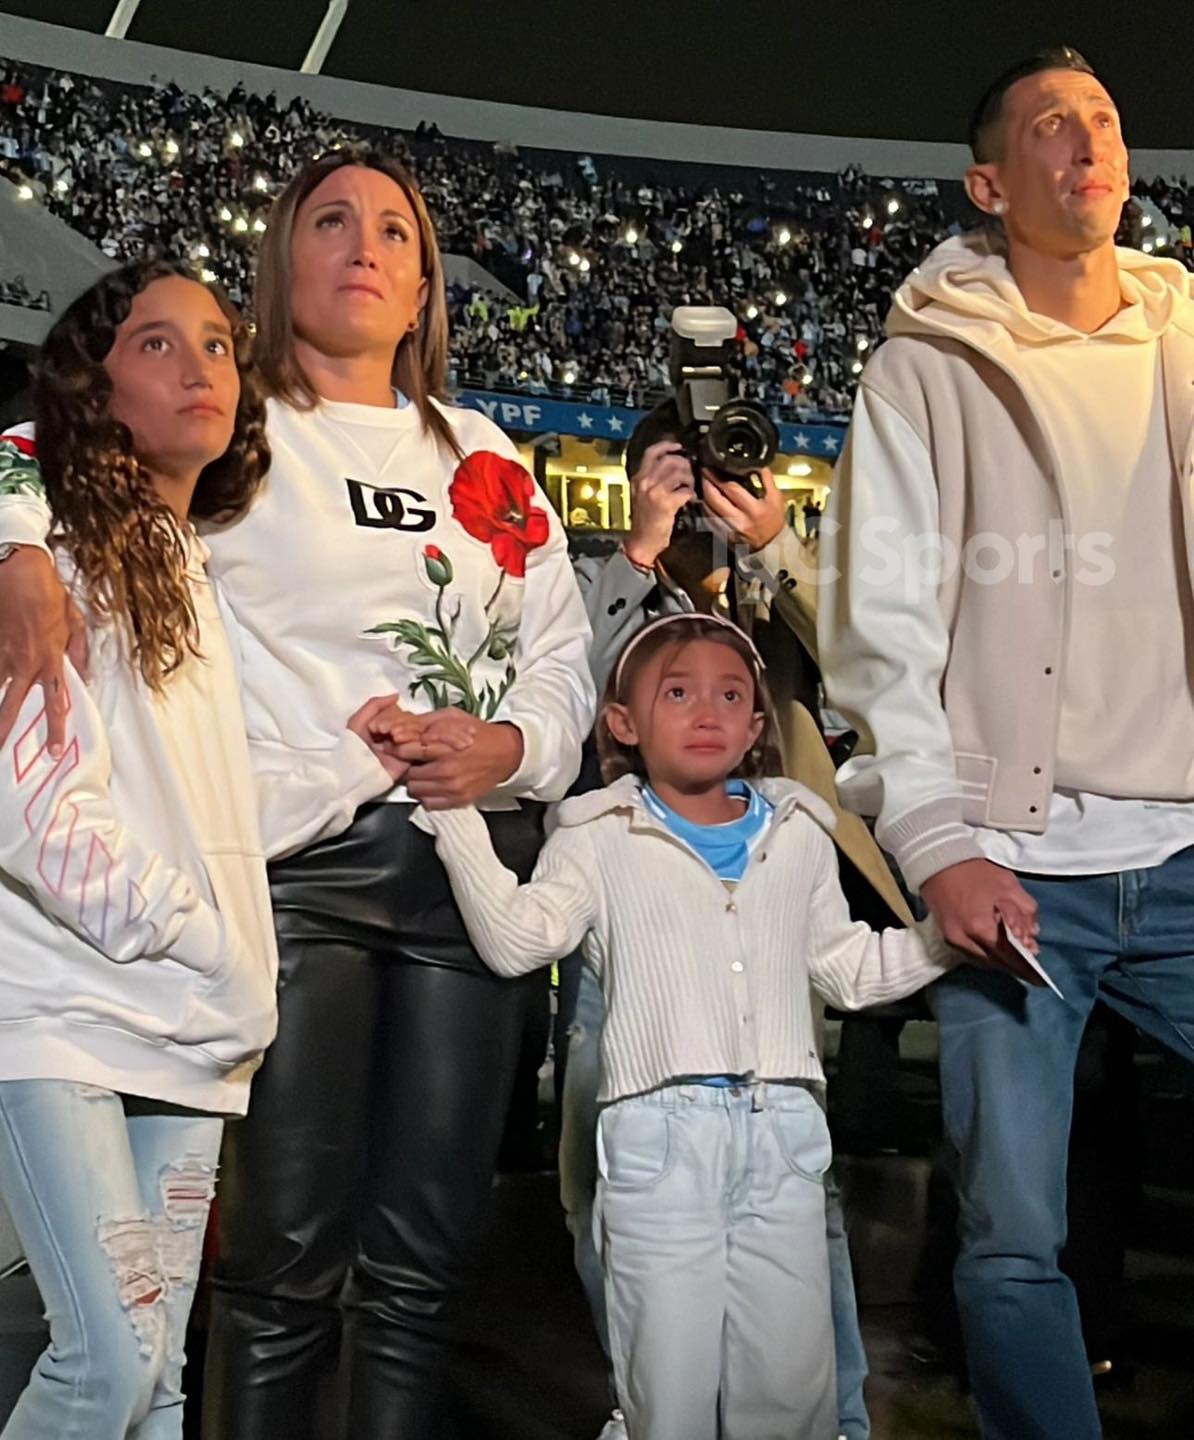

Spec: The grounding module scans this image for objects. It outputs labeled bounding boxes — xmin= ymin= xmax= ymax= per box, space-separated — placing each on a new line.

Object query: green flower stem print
xmin=364 ymin=450 xmax=551 ymax=719
xmin=0 ymin=436 xmax=45 ymax=497
xmin=366 ymin=544 xmax=519 ymax=718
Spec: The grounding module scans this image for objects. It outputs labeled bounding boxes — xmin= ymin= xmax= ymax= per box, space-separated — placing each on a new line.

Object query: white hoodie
xmin=0 ymin=432 xmax=392 ymax=1113
xmin=821 ymin=234 xmax=1194 ymax=885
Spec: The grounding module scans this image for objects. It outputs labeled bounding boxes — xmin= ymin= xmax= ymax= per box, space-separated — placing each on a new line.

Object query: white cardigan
xmin=421 ymin=775 xmax=952 ymax=1103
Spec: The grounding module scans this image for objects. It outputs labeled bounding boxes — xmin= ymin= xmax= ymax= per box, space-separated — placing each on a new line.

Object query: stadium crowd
xmin=1 ymin=56 xmax=1192 ymax=418
xmin=0 ymin=275 xmax=49 ymax=312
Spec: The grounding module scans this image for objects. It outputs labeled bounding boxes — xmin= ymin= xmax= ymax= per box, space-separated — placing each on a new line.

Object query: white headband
xmin=611 ymin=612 xmax=766 ymax=698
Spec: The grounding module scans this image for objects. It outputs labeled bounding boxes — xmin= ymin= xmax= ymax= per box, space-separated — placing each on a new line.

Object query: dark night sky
xmin=4 ymin=1 xmax=1191 ymax=150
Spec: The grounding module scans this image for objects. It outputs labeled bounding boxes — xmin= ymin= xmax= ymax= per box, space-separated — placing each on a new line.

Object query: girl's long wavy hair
xmin=33 ymin=258 xmax=269 ymax=690
xmin=596 ymin=616 xmax=785 ymax=785
xmin=254 ymin=146 xmax=462 ymax=458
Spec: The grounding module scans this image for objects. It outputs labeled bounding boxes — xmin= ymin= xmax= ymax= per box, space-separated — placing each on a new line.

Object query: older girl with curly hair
xmin=0 ymin=153 xmax=594 ymax=1439
xmin=0 ymin=259 xmax=398 ymax=1440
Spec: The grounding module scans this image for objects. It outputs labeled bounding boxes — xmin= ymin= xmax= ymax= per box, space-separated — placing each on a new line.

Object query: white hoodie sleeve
xmin=490 ymin=510 xmax=596 ymax=803
xmin=819 ymin=386 xmax=983 ymax=891
xmin=0 ymin=662 xmax=240 ymax=976
xmin=418 ymin=804 xmax=598 ymax=974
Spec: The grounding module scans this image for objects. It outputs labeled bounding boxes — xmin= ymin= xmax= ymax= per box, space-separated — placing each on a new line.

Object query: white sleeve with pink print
xmin=0 ymin=659 xmax=238 ymax=977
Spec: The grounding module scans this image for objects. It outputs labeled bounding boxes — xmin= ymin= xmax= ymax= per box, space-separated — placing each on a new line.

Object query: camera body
xmin=669 ymin=305 xmax=778 ymax=499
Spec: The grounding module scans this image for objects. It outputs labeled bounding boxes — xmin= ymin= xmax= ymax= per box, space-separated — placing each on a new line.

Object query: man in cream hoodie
xmin=820 ymin=47 xmax=1194 ymax=1440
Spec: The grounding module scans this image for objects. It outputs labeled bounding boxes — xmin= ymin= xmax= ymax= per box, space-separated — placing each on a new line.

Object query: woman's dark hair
xmin=33 ymin=257 xmax=269 ymax=689
xmin=596 ymin=615 xmax=785 ymax=784
xmin=254 ymin=145 xmax=462 ymax=458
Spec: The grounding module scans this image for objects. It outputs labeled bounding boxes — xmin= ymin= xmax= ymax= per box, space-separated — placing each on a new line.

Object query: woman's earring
xmin=992 ymin=200 xmax=1007 ymax=216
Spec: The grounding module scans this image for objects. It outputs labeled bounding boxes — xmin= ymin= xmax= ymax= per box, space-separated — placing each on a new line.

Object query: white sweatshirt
xmin=0 ymin=436 xmax=393 ymax=1113
xmin=0 ymin=398 xmax=595 ymax=806
xmin=203 ymin=397 xmax=594 ymax=802
xmin=421 ymin=775 xmax=952 ymax=1103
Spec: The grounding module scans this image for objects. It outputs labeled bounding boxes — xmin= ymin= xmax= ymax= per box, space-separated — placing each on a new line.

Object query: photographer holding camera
xmin=577 ymin=307 xmax=819 ymax=696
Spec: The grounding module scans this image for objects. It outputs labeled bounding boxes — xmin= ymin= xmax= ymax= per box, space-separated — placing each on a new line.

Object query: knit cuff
xmin=879 ymin=796 xmax=985 ymax=894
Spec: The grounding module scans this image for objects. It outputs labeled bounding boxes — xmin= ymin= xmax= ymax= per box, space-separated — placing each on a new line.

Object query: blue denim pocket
xmin=597 ymin=1101 xmax=674 ymax=1191
xmin=767 ymin=1096 xmax=832 ymax=1182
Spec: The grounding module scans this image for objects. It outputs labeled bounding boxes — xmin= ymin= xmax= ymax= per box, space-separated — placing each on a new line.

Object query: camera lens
xmin=703 ymin=401 xmax=779 ymax=478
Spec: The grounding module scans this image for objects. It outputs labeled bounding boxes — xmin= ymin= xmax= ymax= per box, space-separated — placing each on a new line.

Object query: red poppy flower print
xmin=448 ymin=451 xmax=549 ymax=579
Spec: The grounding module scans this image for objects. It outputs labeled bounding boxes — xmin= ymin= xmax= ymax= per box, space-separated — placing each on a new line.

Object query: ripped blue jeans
xmin=0 ymin=1080 xmax=221 ymax=1440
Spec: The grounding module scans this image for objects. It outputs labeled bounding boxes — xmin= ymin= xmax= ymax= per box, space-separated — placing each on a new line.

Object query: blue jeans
xmin=0 ymin=1081 xmax=221 ymax=1440
xmin=559 ymin=964 xmax=871 ymax=1437
xmin=932 ymin=844 xmax=1194 ymax=1440
xmin=597 ymin=1083 xmax=836 ymax=1440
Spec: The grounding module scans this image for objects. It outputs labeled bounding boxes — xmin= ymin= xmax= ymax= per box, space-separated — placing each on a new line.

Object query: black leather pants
xmin=202 ymin=801 xmax=544 ymax=1440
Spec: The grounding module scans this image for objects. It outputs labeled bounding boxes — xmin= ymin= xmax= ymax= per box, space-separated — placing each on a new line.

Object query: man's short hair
xmin=625 ymin=398 xmax=683 ymax=480
xmin=969 ymin=46 xmax=1096 ymax=163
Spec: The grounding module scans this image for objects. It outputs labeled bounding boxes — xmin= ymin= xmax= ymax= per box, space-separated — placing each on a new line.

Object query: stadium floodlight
xmin=105 ymin=0 xmax=143 ymax=40
xmin=303 ymin=0 xmax=351 ymax=75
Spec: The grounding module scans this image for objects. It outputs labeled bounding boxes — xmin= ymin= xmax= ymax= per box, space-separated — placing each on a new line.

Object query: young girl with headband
xmin=366 ymin=612 xmax=1039 ymax=1440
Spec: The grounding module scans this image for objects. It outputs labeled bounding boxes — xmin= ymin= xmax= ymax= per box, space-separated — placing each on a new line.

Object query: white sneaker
xmin=596 ymin=1410 xmax=628 ymax=1440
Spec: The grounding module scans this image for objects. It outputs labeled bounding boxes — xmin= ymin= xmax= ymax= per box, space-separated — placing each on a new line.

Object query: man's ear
xmin=604 ymin=702 xmax=638 ymax=748
xmin=965 ymin=162 xmax=1006 ymax=218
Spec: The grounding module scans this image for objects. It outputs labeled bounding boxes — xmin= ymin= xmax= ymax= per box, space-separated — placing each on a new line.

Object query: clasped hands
xmin=348 ymin=695 xmax=523 ymax=810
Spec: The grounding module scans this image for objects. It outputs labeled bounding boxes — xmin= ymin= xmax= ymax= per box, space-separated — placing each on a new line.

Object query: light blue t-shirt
xmin=641 ymin=779 xmax=773 ymax=882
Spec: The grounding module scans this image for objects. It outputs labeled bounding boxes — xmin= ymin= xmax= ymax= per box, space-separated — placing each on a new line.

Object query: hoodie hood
xmin=887 ymin=230 xmax=1192 ymax=352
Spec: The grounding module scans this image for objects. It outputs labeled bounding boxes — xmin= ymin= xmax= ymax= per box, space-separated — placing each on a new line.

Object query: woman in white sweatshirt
xmin=0 ymin=147 xmax=594 ymax=1440
xmin=0 ymin=261 xmax=397 ymax=1440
